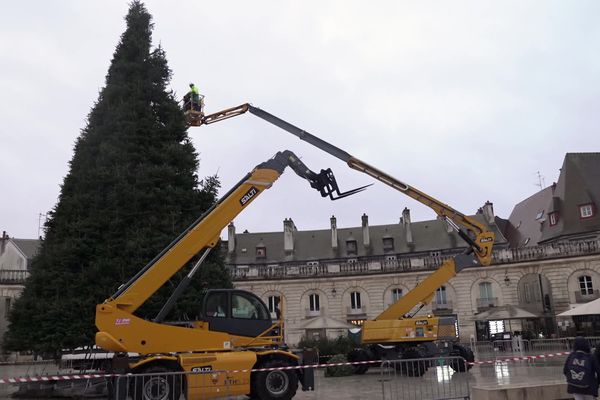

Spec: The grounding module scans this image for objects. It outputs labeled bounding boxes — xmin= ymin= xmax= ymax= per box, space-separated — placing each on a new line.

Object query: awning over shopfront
xmin=558 ymin=297 xmax=600 ymax=317
xmin=474 ymin=304 xmax=539 ymax=320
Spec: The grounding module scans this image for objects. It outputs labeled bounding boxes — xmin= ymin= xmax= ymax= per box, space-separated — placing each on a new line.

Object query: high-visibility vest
xmin=190 ymin=85 xmax=200 ymax=102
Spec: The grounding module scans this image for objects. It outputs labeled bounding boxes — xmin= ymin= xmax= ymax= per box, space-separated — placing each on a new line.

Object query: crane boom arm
xmin=375 ymin=253 xmax=474 ymax=320
xmin=199 ymin=104 xmax=494 ymax=265
xmin=105 ymin=150 xmax=365 ymax=313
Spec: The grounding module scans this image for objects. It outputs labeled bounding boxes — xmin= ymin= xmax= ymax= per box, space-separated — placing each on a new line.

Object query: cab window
xmin=232 ymin=293 xmax=270 ymax=320
xmin=205 ymin=292 xmax=228 ymax=318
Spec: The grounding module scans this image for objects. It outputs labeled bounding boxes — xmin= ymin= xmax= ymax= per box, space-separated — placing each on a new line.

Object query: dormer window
xmin=383 ymin=237 xmax=394 ymax=252
xmin=580 ymin=204 xmax=595 ymax=219
xmin=549 ymin=212 xmax=559 ymax=226
xmin=346 ymin=240 xmax=357 ymax=256
xmin=256 ymin=246 xmax=266 ymax=258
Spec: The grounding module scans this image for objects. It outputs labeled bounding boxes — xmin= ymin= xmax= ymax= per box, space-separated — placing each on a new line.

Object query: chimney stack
xmin=1 ymin=231 xmax=8 ymax=255
xmin=481 ymin=201 xmax=495 ymax=224
xmin=362 ymin=213 xmax=370 ymax=247
xmin=283 ymin=218 xmax=296 ymax=252
xmin=330 ymin=215 xmax=338 ymax=249
xmin=227 ymin=222 xmax=236 ymax=253
xmin=402 ymin=207 xmax=413 ymax=244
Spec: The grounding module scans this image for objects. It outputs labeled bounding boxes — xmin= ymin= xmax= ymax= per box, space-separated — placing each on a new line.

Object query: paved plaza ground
xmin=0 ymin=358 xmax=569 ymax=399
xmin=294 ymin=359 xmax=566 ymax=400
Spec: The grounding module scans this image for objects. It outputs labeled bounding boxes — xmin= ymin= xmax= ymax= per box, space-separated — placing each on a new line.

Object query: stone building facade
xmin=227 ymin=218 xmax=600 ymax=344
xmin=0 ymin=231 xmax=39 ymax=347
xmin=225 ymin=153 xmax=600 ymax=345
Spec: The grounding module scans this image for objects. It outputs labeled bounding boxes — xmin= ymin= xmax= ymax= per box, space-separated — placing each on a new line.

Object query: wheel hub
xmin=266 ymin=370 xmax=289 ymax=395
xmin=143 ymin=376 xmax=170 ymax=400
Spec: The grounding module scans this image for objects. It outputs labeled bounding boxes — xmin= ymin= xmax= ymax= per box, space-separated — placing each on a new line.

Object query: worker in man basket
xmin=183 ymin=83 xmax=204 ymax=113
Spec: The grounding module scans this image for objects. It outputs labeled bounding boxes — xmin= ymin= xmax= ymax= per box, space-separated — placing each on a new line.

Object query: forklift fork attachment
xmin=311 ymin=168 xmax=372 ymax=200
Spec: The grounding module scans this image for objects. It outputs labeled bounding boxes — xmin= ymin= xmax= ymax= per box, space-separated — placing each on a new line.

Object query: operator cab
xmin=202 ymin=289 xmax=274 ymax=338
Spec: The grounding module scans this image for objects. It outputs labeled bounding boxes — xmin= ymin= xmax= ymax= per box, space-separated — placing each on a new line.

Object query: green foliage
xmin=4 ymin=1 xmax=231 ymax=354
xmin=324 ymin=354 xmax=354 ymax=377
xmin=297 ymin=335 xmax=355 ymax=360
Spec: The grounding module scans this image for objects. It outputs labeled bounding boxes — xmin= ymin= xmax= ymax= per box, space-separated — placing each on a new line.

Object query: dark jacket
xmin=564 ymin=337 xmax=600 ymax=396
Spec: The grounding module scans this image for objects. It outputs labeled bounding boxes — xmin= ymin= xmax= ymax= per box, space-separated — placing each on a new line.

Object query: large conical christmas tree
xmin=5 ymin=1 xmax=231 ymax=354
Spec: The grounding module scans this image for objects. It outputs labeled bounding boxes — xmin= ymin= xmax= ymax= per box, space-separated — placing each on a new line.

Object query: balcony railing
xmin=0 ymin=270 xmax=29 ymax=284
xmin=575 ymin=290 xmax=600 ymax=303
xmin=432 ymin=300 xmax=453 ymax=311
xmin=477 ymin=297 xmax=498 ymax=310
xmin=346 ymin=306 xmax=367 ymax=316
xmin=305 ymin=308 xmax=323 ymax=318
xmin=228 ymin=239 xmax=600 ymax=281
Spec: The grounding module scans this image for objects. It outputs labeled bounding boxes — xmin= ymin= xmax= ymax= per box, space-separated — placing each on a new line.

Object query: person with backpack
xmin=564 ymin=337 xmax=600 ymax=399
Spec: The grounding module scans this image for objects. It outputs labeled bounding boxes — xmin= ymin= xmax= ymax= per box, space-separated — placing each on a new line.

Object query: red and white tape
xmin=468 ymin=351 xmax=571 ymax=365
xmin=0 ymin=373 xmax=114 ymax=384
xmin=229 ymin=359 xmax=379 ymax=374
xmin=0 ymin=351 xmax=572 ymax=384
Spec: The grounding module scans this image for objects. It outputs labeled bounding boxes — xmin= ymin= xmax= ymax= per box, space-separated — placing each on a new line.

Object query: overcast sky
xmin=2 ymin=1 xmax=600 ymax=239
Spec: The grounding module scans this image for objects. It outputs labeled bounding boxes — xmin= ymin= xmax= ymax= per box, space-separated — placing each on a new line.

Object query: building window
xmin=5 ymin=298 xmax=11 ymax=315
xmin=479 ymin=282 xmax=493 ymax=300
xmin=255 ymin=246 xmax=266 ymax=258
xmin=309 ymin=293 xmax=320 ymax=312
xmin=391 ymin=288 xmax=403 ymax=303
xmin=579 ymin=275 xmax=594 ymax=295
xmin=549 ymin=212 xmax=559 ymax=226
xmin=350 ymin=291 xmax=362 ymax=310
xmin=580 ymin=204 xmax=595 ymax=219
xmin=435 ymin=286 xmax=447 ymax=304
xmin=346 ymin=240 xmax=357 ymax=256
xmin=523 ymin=283 xmax=531 ymax=303
xmin=383 ymin=237 xmax=394 ymax=252
xmin=267 ymin=295 xmax=281 ymax=314
xmin=16 ymin=258 xmax=23 ymax=268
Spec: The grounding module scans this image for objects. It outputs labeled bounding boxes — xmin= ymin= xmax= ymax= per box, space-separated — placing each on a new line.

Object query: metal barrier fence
xmin=464 ymin=336 xmax=600 ymax=361
xmin=110 ymin=358 xmax=470 ymax=400
xmin=112 ymin=365 xmax=315 ymax=400
xmin=380 ymin=357 xmax=470 ymax=400
xmin=114 ymin=371 xmax=187 ymax=400
xmin=10 ymin=338 xmax=600 ymax=400
xmin=1 ymin=345 xmax=589 ymax=400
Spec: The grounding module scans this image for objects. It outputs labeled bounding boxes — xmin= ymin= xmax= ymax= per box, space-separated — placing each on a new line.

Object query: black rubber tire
xmin=131 ymin=365 xmax=183 ymax=400
xmin=449 ymin=345 xmax=475 ymax=372
xmin=251 ymin=359 xmax=299 ymax=400
xmin=347 ymin=348 xmax=370 ymax=375
xmin=396 ymin=348 xmax=428 ymax=377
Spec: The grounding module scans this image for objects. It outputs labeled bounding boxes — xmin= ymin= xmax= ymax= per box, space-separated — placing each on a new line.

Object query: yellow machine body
xmin=96 ymin=303 xmax=284 ymax=354
xmin=361 ymin=317 xmax=459 ymax=344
